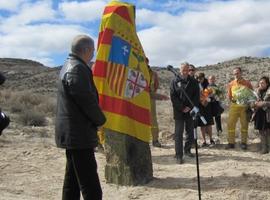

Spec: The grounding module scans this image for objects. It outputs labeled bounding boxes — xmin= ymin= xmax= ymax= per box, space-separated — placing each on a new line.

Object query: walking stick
xmin=167 ymin=65 xmax=206 ymax=200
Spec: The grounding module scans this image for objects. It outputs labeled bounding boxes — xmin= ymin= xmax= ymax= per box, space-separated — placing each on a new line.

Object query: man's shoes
xmin=260 ymin=148 xmax=269 ymax=154
xmin=152 ymin=140 xmax=162 ymax=148
xmin=210 ymin=139 xmax=215 ymax=145
xmin=176 ymin=156 xmax=184 ymax=164
xmin=201 ymin=142 xmax=208 ymax=147
xmin=225 ymin=143 xmax=235 ymax=149
xmin=240 ymin=143 xmax=247 ymax=150
xmin=185 ymin=151 xmax=195 ymax=158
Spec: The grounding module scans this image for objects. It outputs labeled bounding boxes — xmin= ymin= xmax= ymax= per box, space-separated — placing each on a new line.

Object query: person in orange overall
xmin=227 ymin=67 xmax=253 ymax=150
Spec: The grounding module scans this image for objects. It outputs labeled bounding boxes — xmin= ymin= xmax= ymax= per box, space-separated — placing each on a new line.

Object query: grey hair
xmin=180 ymin=62 xmax=189 ymax=68
xmin=71 ymin=35 xmax=94 ymax=55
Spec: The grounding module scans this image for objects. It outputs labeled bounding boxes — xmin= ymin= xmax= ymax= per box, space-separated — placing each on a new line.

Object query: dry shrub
xmin=0 ymin=89 xmax=12 ymax=104
xmin=0 ymin=90 xmax=56 ymax=126
xmin=20 ymin=109 xmax=47 ymax=126
xmin=36 ymin=97 xmax=56 ymax=116
xmin=18 ymin=91 xmax=43 ymax=106
xmin=10 ymin=102 xmax=24 ymax=113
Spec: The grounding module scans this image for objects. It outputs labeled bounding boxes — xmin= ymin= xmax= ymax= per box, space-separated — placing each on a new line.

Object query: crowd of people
xmin=167 ymin=62 xmax=270 ymax=165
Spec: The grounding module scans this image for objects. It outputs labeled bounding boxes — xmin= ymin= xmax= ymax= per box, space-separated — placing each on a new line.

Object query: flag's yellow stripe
xmin=104 ymin=111 xmax=151 ymax=142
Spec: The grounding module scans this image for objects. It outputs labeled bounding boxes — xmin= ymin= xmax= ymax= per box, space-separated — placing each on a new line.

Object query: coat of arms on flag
xmin=93 ymin=1 xmax=151 ymax=142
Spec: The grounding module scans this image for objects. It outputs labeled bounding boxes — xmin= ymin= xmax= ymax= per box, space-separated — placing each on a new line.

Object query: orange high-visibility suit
xmin=227 ymin=79 xmax=253 ymax=144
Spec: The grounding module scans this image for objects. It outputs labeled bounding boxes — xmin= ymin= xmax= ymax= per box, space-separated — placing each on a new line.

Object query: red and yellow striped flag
xmin=93 ymin=1 xmax=151 ymax=142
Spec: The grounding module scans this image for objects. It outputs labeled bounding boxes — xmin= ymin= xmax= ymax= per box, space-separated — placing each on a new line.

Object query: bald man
xmin=55 ymin=35 xmax=106 ymax=200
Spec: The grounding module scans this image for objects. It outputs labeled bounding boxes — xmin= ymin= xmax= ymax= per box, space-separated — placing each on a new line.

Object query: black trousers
xmin=62 ymin=149 xmax=102 ymax=200
xmin=214 ymin=115 xmax=222 ymax=132
xmin=174 ymin=116 xmax=194 ymax=158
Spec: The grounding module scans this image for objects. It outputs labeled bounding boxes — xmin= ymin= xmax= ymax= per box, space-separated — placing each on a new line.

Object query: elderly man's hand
xmin=182 ymin=106 xmax=191 ymax=113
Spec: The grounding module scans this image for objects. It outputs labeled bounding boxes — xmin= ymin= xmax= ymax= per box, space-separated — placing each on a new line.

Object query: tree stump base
xmin=104 ymin=129 xmax=153 ymax=186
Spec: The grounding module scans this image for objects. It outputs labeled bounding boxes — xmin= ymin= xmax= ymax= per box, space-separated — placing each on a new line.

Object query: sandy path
xmin=1 ymin=128 xmax=270 ymax=200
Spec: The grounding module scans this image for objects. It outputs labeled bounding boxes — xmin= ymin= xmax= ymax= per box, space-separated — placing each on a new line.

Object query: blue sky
xmin=0 ymin=0 xmax=270 ymax=67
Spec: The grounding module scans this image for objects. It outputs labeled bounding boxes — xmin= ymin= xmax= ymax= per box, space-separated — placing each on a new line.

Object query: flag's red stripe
xmin=103 ymin=6 xmax=132 ymax=24
xmin=93 ymin=60 xmax=107 ymax=77
xmin=109 ymin=63 xmax=118 ymax=88
xmin=114 ymin=64 xmax=122 ymax=95
xmin=111 ymin=64 xmax=119 ymax=93
xmin=106 ymin=62 xmax=112 ymax=80
xmin=98 ymin=28 xmax=114 ymax=47
xmin=99 ymin=94 xmax=150 ymax=125
xmin=107 ymin=62 xmax=113 ymax=86
xmin=116 ymin=66 xmax=125 ymax=96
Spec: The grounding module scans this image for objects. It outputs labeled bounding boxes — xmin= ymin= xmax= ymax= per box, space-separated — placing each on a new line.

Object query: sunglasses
xmin=189 ymin=69 xmax=195 ymax=72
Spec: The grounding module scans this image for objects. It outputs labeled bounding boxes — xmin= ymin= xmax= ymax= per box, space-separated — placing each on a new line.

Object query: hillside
xmin=156 ymin=56 xmax=270 ymax=91
xmin=1 ymin=56 xmax=270 ymax=96
xmin=0 ymin=58 xmax=59 ymax=95
xmin=1 ymin=56 xmax=270 ymax=200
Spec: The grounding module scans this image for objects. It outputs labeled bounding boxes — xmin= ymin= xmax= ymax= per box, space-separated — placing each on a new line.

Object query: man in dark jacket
xmin=170 ymin=62 xmax=200 ymax=164
xmin=55 ymin=35 xmax=106 ymax=200
xmin=0 ymin=72 xmax=10 ymax=136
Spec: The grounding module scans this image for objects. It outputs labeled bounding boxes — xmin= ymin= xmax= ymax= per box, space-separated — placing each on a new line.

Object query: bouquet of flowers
xmin=208 ymin=85 xmax=225 ymax=100
xmin=200 ymin=88 xmax=213 ymax=106
xmin=233 ymin=86 xmax=258 ymax=105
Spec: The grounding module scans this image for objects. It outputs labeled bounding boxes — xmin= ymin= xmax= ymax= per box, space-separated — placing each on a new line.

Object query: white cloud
xmin=2 ymin=1 xmax=56 ymax=28
xmin=1 ymin=0 xmax=270 ymax=67
xmin=0 ymin=0 xmax=28 ymax=11
xmin=59 ymin=0 xmax=107 ymax=22
xmin=0 ymin=23 xmax=90 ymax=66
xmin=137 ymin=0 xmax=270 ymax=66
xmin=0 ymin=0 xmax=99 ymax=66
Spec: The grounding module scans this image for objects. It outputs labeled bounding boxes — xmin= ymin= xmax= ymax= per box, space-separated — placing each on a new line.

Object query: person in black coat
xmin=208 ymin=75 xmax=224 ymax=135
xmin=55 ymin=35 xmax=106 ymax=200
xmin=253 ymin=76 xmax=270 ymax=154
xmin=0 ymin=72 xmax=10 ymax=136
xmin=170 ymin=62 xmax=200 ymax=164
xmin=197 ymin=73 xmax=215 ymax=147
xmin=0 ymin=72 xmax=6 ymax=85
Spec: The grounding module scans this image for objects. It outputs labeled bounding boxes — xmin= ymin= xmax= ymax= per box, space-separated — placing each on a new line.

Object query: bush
xmin=10 ymin=102 xmax=24 ymax=113
xmin=20 ymin=110 xmax=47 ymax=126
xmin=36 ymin=97 xmax=56 ymax=116
xmin=19 ymin=92 xmax=43 ymax=106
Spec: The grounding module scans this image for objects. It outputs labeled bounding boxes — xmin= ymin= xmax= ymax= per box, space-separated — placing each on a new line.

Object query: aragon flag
xmin=92 ymin=1 xmax=151 ymax=142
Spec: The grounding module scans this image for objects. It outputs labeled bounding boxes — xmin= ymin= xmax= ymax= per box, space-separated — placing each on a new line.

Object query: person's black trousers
xmin=214 ymin=115 xmax=222 ymax=132
xmin=62 ymin=149 xmax=102 ymax=200
xmin=174 ymin=115 xmax=194 ymax=158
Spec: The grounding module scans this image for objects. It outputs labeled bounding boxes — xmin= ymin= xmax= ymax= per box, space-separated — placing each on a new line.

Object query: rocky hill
xmin=0 ymin=58 xmax=59 ymax=95
xmin=1 ymin=56 xmax=270 ymax=95
xmin=156 ymin=56 xmax=270 ymax=91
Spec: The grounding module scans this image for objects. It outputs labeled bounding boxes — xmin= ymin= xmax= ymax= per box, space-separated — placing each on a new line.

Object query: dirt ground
xmin=1 ymin=102 xmax=270 ymax=200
